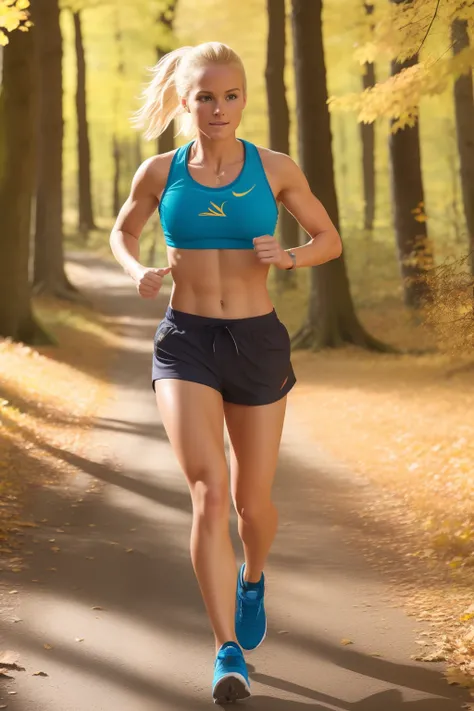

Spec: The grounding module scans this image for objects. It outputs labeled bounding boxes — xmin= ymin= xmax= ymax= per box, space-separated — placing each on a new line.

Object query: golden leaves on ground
xmin=290 ymin=345 xmax=474 ymax=687
xmin=0 ymin=295 xmax=111 ymax=547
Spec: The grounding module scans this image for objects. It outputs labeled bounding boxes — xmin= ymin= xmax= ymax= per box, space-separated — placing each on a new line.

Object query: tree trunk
xmin=156 ymin=1 xmax=178 ymax=156
xmin=265 ymin=0 xmax=298 ymax=290
xmin=388 ymin=0 xmax=432 ymax=308
xmin=389 ymin=54 xmax=433 ymax=308
xmin=0 ymin=26 xmax=48 ymax=343
xmin=360 ymin=2 xmax=376 ymax=231
xmin=112 ymin=134 xmax=121 ymax=217
xmin=290 ymin=0 xmax=389 ymax=351
xmin=73 ymin=10 xmax=96 ymax=236
xmin=452 ymin=18 xmax=474 ymax=274
xmin=33 ymin=0 xmax=75 ymax=298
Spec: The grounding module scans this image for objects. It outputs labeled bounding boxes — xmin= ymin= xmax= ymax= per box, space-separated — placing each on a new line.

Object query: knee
xmin=191 ymin=478 xmax=229 ymax=525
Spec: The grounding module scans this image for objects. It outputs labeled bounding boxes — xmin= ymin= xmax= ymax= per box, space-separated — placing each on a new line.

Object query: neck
xmin=190 ymin=135 xmax=243 ymax=173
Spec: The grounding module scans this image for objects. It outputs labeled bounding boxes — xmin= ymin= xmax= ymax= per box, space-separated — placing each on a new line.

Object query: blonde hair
xmin=133 ymin=42 xmax=246 ymax=140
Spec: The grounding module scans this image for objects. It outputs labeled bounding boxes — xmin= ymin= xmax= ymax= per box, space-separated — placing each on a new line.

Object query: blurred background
xmin=1 ymin=0 xmax=473 ymax=352
xmin=1 ymin=1 xmax=474 ymax=687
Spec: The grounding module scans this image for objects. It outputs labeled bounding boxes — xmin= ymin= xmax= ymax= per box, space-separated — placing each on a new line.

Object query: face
xmin=182 ymin=63 xmax=246 ymax=140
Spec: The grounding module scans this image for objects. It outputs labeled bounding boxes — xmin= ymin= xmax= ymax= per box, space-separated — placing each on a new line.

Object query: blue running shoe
xmin=212 ymin=641 xmax=250 ymax=704
xmin=235 ymin=564 xmax=267 ymax=652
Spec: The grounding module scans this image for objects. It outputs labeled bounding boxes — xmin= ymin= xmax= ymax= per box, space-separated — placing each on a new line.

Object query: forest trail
xmin=0 ymin=254 xmax=469 ymax=711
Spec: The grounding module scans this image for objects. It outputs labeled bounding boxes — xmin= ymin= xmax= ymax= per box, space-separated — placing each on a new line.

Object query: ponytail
xmin=132 ymin=46 xmax=192 ymax=140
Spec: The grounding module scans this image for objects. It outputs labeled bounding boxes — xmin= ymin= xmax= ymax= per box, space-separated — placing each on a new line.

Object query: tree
xmin=0 ymin=23 xmax=47 ymax=342
xmin=451 ymin=17 xmax=474 ymax=274
xmin=73 ymin=9 xmax=96 ymax=236
xmin=265 ymin=0 xmax=298 ymax=289
xmin=156 ymin=1 xmax=178 ymax=156
xmin=360 ymin=1 xmax=376 ymax=232
xmin=388 ymin=0 xmax=433 ymax=309
xmin=33 ymin=0 xmax=76 ymax=298
xmin=290 ymin=0 xmax=389 ymax=351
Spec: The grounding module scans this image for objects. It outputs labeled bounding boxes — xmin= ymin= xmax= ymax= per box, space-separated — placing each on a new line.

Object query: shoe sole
xmin=212 ymin=672 xmax=251 ymax=704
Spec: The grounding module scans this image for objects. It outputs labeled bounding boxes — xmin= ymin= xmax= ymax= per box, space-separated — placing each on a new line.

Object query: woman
xmin=110 ymin=42 xmax=342 ymax=704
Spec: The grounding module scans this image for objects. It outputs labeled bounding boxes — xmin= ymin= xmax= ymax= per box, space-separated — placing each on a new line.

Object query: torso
xmin=151 ymin=142 xmax=285 ymax=319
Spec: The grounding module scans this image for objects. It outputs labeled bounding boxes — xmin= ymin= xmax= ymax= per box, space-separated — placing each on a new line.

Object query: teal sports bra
xmin=158 ymin=139 xmax=278 ymax=250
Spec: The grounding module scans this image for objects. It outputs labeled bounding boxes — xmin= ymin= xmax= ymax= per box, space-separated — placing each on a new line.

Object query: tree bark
xmin=156 ymin=1 xmax=178 ymax=156
xmin=33 ymin=0 xmax=75 ymax=298
xmin=451 ymin=18 xmax=474 ymax=274
xmin=389 ymin=54 xmax=433 ymax=308
xmin=265 ymin=0 xmax=298 ymax=290
xmin=0 ymin=26 xmax=48 ymax=343
xmin=290 ymin=0 xmax=389 ymax=351
xmin=112 ymin=134 xmax=121 ymax=217
xmin=360 ymin=1 xmax=376 ymax=231
xmin=388 ymin=0 xmax=433 ymax=308
xmin=73 ymin=10 xmax=96 ymax=235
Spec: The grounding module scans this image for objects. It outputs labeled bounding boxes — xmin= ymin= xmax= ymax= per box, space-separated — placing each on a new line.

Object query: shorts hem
xmin=223 ymin=377 xmax=297 ymax=406
xmin=152 ymin=375 xmax=221 ymax=395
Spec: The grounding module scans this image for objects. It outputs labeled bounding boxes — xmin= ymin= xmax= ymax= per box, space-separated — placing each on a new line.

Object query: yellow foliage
xmin=0 ymin=0 xmax=30 ymax=45
xmin=330 ymin=45 xmax=474 ymax=128
xmin=330 ymin=0 xmax=474 ymax=126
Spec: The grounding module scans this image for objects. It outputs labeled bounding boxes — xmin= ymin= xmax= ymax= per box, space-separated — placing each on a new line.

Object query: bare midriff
xmin=166 ymin=247 xmax=274 ymax=319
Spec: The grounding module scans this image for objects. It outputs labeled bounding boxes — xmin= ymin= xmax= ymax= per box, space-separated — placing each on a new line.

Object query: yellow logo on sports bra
xmin=199 ymin=201 xmax=227 ymax=217
xmin=232 ymin=185 xmax=256 ymax=198
xmin=198 ymin=185 xmax=256 ymax=217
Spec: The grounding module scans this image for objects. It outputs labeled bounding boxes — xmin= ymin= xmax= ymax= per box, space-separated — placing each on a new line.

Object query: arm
xmin=110 ymin=156 xmax=171 ymax=297
xmin=110 ymin=157 xmax=161 ymax=280
xmin=276 ymin=154 xmax=342 ymax=269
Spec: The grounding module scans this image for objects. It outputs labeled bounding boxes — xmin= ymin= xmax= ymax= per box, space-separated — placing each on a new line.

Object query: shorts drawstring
xmin=212 ymin=325 xmax=240 ymax=356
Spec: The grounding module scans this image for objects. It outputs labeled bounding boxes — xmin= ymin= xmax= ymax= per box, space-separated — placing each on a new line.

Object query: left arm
xmin=253 ymin=153 xmax=342 ymax=270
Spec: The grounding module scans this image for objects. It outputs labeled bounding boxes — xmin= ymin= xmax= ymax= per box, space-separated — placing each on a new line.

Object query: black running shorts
xmin=152 ymin=307 xmax=296 ymax=406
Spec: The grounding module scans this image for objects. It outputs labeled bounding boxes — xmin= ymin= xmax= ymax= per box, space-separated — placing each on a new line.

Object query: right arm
xmin=109 ymin=155 xmax=172 ymax=298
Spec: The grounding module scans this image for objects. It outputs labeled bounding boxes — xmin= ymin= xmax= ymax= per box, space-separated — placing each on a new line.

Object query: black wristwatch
xmin=286 ymin=251 xmax=297 ymax=270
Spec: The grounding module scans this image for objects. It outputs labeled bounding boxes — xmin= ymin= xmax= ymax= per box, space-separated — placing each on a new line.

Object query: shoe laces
xmin=237 ymin=589 xmax=263 ymax=621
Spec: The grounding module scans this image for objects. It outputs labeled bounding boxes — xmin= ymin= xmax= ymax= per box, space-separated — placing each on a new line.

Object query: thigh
xmin=224 ymin=398 xmax=287 ymax=509
xmin=155 ymin=379 xmax=226 ymax=486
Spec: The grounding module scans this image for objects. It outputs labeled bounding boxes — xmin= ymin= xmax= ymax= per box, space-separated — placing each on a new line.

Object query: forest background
xmin=1 ymin=0 xmax=474 ymax=692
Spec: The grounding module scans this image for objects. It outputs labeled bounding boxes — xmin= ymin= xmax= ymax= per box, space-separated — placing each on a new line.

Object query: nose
xmin=213 ymin=102 xmax=225 ymax=116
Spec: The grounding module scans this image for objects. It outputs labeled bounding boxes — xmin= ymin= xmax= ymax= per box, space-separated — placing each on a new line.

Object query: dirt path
xmin=0 ymin=254 xmax=469 ymax=710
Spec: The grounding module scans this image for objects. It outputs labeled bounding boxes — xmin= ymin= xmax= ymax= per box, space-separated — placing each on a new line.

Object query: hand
xmin=253 ymin=235 xmax=293 ymax=270
xmin=133 ymin=265 xmax=172 ymax=299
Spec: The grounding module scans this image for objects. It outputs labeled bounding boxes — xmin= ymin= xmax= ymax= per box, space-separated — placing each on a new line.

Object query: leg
xmin=224 ymin=396 xmax=287 ymax=583
xmin=155 ymin=379 xmax=237 ymax=651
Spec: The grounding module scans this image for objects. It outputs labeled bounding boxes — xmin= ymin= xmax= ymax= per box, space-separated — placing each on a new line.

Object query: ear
xmin=181 ymin=98 xmax=190 ymax=113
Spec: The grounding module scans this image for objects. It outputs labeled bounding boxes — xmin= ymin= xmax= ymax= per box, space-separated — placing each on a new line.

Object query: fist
xmin=134 ymin=266 xmax=172 ymax=299
xmin=253 ymin=235 xmax=292 ymax=269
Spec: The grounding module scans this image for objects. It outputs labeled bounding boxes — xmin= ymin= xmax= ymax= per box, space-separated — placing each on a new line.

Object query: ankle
xmin=243 ymin=564 xmax=263 ymax=584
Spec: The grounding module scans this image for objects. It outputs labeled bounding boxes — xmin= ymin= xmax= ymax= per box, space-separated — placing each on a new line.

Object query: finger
xmin=143 ymin=274 xmax=165 ymax=286
xmin=154 ymin=267 xmax=172 ymax=276
xmin=253 ymin=236 xmax=275 ymax=245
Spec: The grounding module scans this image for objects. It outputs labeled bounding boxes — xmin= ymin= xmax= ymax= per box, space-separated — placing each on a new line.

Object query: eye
xmin=198 ymin=95 xmax=212 ymax=102
xmin=226 ymin=94 xmax=238 ymax=101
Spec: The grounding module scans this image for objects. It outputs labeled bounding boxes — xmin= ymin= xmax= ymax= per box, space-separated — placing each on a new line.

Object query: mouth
xmin=209 ymin=122 xmax=229 ymax=126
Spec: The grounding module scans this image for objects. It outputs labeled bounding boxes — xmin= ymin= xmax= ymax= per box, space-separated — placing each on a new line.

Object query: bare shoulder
xmin=132 ymin=149 xmax=178 ymax=197
xmin=256 ymin=146 xmax=298 ymax=173
xmin=255 ymin=146 xmax=303 ymax=196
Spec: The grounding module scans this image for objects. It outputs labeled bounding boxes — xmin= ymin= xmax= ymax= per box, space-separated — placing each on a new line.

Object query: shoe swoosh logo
xmin=232 ymin=185 xmax=256 ymax=198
